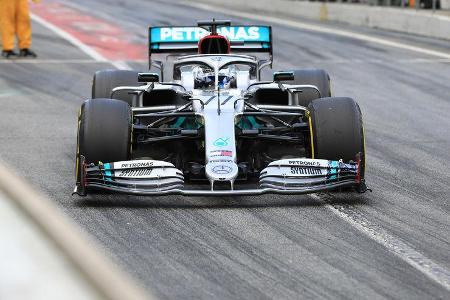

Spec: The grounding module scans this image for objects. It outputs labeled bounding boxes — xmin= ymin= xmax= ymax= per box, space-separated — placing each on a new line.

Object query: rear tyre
xmin=77 ymin=98 xmax=132 ymax=165
xmin=286 ymin=69 xmax=331 ymax=106
xmin=308 ymin=97 xmax=365 ymax=178
xmin=92 ymin=69 xmax=140 ymax=105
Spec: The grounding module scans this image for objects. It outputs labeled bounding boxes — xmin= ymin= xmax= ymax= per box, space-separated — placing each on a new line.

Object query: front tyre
xmin=308 ymin=97 xmax=365 ymax=179
xmin=76 ymin=98 xmax=132 ymax=173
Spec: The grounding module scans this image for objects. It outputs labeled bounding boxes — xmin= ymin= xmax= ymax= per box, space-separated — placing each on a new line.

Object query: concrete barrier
xmin=190 ymin=0 xmax=450 ymax=41
xmin=0 ymin=161 xmax=153 ymax=300
xmin=442 ymin=0 xmax=450 ymax=9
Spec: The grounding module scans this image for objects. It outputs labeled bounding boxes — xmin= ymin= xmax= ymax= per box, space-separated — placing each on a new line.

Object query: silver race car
xmin=74 ymin=20 xmax=367 ymax=196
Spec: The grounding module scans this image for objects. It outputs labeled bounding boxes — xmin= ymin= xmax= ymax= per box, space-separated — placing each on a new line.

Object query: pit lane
xmin=0 ymin=0 xmax=449 ymax=299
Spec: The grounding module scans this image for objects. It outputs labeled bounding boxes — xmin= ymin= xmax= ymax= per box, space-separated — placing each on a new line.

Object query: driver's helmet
xmin=217 ymin=68 xmax=236 ymax=89
xmin=193 ymin=65 xmax=236 ymax=89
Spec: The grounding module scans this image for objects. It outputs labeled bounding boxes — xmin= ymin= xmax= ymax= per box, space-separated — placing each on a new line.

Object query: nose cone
xmin=205 ymin=161 xmax=239 ymax=183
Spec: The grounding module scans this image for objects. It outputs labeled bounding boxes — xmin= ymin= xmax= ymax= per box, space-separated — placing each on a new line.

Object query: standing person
xmin=0 ymin=0 xmax=40 ymax=59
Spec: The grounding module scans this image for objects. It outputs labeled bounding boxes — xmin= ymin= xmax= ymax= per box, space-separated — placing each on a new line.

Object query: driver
xmin=193 ymin=65 xmax=236 ymax=89
xmin=193 ymin=65 xmax=214 ymax=89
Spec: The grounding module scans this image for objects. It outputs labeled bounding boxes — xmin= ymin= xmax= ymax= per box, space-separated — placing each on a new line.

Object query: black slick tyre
xmin=286 ymin=69 xmax=331 ymax=106
xmin=77 ymin=98 xmax=132 ymax=166
xmin=308 ymin=97 xmax=365 ymax=178
xmin=92 ymin=69 xmax=140 ymax=105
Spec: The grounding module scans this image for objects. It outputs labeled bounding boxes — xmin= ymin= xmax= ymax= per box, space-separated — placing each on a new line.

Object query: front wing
xmin=74 ymin=156 xmax=365 ymax=196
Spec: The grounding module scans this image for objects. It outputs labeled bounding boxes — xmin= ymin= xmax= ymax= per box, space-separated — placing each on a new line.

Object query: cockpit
xmin=172 ymin=56 xmax=257 ymax=91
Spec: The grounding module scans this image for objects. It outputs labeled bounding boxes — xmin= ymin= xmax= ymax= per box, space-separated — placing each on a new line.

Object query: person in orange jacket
xmin=0 ymin=0 xmax=40 ymax=59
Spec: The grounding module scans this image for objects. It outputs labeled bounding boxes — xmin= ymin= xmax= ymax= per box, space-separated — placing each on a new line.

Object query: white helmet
xmin=193 ymin=65 xmax=236 ymax=89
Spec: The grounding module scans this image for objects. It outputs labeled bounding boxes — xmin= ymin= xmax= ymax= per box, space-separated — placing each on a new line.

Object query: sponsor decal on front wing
xmin=290 ymin=166 xmax=324 ymax=176
xmin=103 ymin=160 xmax=181 ymax=179
xmin=117 ymin=168 xmax=153 ymax=177
xmin=261 ymin=158 xmax=356 ymax=178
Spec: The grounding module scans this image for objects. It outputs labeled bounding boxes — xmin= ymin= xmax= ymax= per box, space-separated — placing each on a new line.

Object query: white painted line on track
xmin=0 ymin=59 xmax=99 ymax=64
xmin=112 ymin=60 xmax=135 ymax=70
xmin=268 ymin=57 xmax=450 ymax=66
xmin=30 ymin=14 xmax=132 ymax=70
xmin=310 ymin=194 xmax=450 ymax=291
xmin=0 ymin=59 xmax=147 ymax=64
xmin=0 ymin=91 xmax=23 ymax=98
xmin=3 ymin=57 xmax=448 ymax=65
xmin=184 ymin=1 xmax=450 ymax=60
xmin=30 ymin=14 xmax=106 ymax=62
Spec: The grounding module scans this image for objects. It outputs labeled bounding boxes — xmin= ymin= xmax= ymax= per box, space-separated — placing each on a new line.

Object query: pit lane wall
xmin=0 ymin=161 xmax=152 ymax=300
xmin=189 ymin=0 xmax=450 ymax=41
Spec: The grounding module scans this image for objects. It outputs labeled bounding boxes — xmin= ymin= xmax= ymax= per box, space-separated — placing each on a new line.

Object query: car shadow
xmin=73 ymin=191 xmax=369 ymax=209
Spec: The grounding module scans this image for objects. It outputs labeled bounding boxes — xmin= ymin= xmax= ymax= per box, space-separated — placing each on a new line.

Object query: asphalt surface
xmin=1 ymin=0 xmax=450 ymax=299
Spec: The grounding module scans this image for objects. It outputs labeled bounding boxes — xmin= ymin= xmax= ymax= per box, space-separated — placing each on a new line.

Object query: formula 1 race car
xmin=74 ymin=20 xmax=367 ymax=196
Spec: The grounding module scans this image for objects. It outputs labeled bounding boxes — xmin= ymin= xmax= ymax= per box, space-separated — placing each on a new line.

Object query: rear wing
xmin=148 ymin=25 xmax=272 ymax=69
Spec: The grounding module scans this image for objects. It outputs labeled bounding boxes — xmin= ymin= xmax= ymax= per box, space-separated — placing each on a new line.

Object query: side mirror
xmin=138 ymin=72 xmax=159 ymax=83
xmin=273 ymin=71 xmax=294 ymax=82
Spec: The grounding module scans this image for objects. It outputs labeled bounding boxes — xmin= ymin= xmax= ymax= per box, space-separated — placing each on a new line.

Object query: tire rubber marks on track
xmin=30 ymin=2 xmax=147 ymax=69
xmin=310 ymin=194 xmax=450 ymax=291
